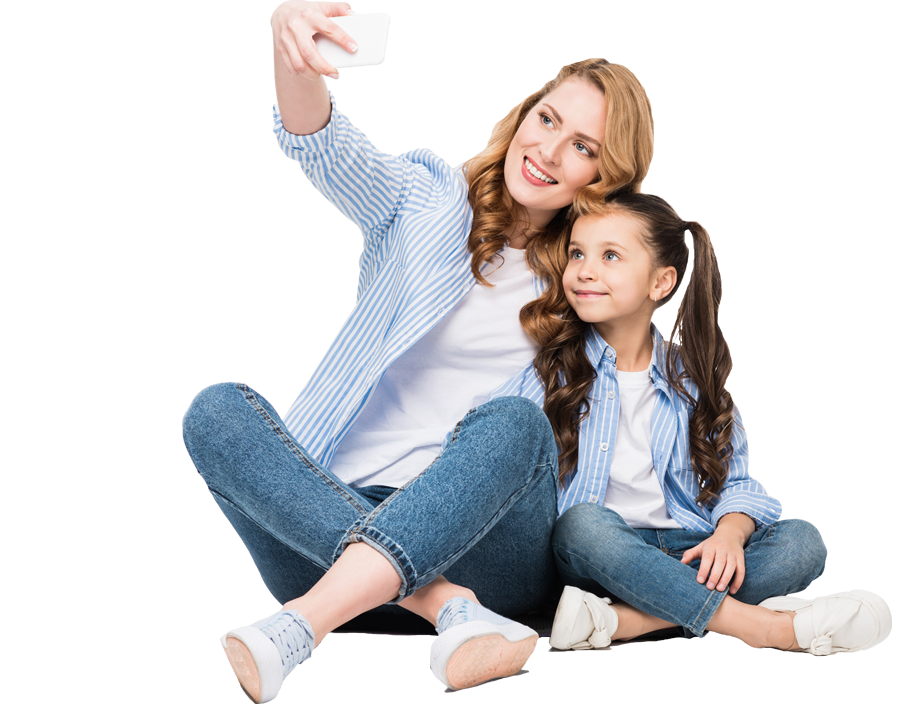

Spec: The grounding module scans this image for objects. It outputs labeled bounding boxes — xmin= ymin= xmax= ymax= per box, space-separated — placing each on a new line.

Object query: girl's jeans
xmin=183 ymin=383 xmax=560 ymax=616
xmin=552 ymin=502 xmax=827 ymax=637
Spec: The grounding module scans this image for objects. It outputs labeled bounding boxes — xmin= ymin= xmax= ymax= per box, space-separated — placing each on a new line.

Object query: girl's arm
xmin=679 ymin=408 xmax=780 ymax=594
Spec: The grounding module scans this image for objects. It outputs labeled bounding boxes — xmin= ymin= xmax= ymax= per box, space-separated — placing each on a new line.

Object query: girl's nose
xmin=577 ymin=262 xmax=596 ymax=281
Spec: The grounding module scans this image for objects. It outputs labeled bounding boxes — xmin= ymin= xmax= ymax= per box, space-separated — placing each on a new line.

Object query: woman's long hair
xmin=464 ymin=59 xmax=654 ymax=287
xmin=521 ymin=193 xmax=735 ymax=506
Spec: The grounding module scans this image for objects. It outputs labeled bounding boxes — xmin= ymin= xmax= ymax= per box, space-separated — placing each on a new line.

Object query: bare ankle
xmin=764 ymin=610 xmax=798 ymax=651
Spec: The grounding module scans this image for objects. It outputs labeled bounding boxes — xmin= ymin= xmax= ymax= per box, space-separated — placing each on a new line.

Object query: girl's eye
xmin=603 ymin=251 xmax=619 ymax=261
xmin=569 ymin=250 xmax=584 ymax=260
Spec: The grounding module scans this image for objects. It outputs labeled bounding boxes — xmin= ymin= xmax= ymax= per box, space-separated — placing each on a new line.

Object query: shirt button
xmin=403 ymin=338 xmax=411 ymax=346
xmin=600 ymin=442 xmax=609 ymax=451
xmin=589 ymin=495 xmax=598 ymax=503
xmin=608 ymin=391 xmax=615 ymax=399
xmin=437 ymin=308 xmax=446 ymax=316
xmin=605 ymin=350 xmax=613 ymax=358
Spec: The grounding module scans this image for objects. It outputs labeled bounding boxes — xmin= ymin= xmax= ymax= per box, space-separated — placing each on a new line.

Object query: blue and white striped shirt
xmin=274 ymin=95 xmax=542 ymax=468
xmin=489 ymin=325 xmax=782 ymax=531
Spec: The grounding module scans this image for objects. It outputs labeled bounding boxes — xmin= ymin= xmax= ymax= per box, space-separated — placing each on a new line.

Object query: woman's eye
xmin=575 ymin=142 xmax=589 ymax=155
xmin=541 ymin=114 xmax=553 ymax=127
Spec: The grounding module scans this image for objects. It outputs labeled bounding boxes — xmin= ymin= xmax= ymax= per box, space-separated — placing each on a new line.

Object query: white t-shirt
xmin=602 ymin=362 xmax=682 ymax=529
xmin=328 ymin=246 xmax=539 ymax=488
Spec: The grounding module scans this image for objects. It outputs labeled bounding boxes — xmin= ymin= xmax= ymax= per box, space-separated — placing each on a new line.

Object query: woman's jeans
xmin=182 ymin=383 xmax=560 ymax=617
xmin=552 ymin=502 xmax=827 ymax=637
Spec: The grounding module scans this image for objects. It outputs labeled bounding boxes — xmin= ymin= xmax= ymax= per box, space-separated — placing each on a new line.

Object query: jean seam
xmin=210 ymin=489 xmax=331 ymax=572
xmin=239 ymin=383 xmax=368 ymax=516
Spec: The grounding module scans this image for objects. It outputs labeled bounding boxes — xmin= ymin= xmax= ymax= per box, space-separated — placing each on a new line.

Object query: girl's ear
xmin=651 ymin=266 xmax=677 ymax=302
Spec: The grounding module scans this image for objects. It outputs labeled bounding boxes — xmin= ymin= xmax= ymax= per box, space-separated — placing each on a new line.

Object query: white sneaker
xmin=549 ymin=586 xmax=619 ymax=650
xmin=221 ymin=610 xmax=315 ymax=702
xmin=430 ymin=597 xmax=538 ymax=690
xmin=759 ymin=590 xmax=891 ymax=655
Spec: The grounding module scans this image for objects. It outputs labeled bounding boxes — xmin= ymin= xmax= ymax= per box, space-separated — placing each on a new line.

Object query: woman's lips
xmin=520 ymin=157 xmax=557 ymax=186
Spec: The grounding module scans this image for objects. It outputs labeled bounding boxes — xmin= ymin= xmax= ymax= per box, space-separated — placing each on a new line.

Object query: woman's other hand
xmin=680 ymin=513 xmax=756 ymax=595
xmin=272 ymin=1 xmax=356 ymax=80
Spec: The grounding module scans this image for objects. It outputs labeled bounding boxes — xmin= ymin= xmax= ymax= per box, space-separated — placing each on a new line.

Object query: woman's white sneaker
xmin=430 ymin=597 xmax=538 ymax=690
xmin=549 ymin=586 xmax=619 ymax=650
xmin=221 ymin=610 xmax=315 ymax=702
xmin=759 ymin=590 xmax=891 ymax=655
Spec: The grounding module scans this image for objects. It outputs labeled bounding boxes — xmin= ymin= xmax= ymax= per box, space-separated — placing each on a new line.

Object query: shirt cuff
xmin=273 ymin=91 xmax=340 ymax=156
xmin=711 ymin=494 xmax=782 ymax=530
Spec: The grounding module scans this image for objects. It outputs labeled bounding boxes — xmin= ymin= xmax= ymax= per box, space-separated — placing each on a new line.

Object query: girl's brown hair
xmin=464 ymin=59 xmax=654 ymax=287
xmin=521 ymin=193 xmax=735 ymax=507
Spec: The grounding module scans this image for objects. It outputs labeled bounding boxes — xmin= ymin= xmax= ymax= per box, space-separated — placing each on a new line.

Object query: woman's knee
xmin=182 ymin=382 xmax=251 ymax=478
xmin=476 ymin=396 xmax=555 ymax=453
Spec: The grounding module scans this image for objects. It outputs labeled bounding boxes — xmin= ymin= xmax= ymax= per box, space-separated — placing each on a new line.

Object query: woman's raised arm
xmin=271 ymin=1 xmax=356 ymax=135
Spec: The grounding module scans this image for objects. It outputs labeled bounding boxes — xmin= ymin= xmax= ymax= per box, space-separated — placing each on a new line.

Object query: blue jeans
xmin=182 ymin=383 xmax=560 ymax=616
xmin=552 ymin=502 xmax=827 ymax=637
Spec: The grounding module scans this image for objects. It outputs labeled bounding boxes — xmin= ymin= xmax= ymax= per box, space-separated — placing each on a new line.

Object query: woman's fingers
xmin=315 ymin=6 xmax=358 ymax=50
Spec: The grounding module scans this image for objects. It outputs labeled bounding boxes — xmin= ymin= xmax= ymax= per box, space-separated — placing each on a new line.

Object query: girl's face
xmin=503 ymin=78 xmax=608 ymax=230
xmin=563 ymin=211 xmax=666 ymax=337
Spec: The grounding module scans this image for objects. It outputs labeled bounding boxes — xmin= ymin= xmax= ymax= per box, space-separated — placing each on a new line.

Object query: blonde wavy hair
xmin=464 ymin=59 xmax=654 ymax=285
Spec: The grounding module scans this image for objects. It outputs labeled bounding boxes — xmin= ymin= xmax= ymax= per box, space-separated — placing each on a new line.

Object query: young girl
xmin=491 ymin=192 xmax=891 ymax=654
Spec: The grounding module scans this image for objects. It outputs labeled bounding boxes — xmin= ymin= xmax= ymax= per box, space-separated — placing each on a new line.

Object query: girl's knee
xmin=775 ymin=519 xmax=827 ymax=582
xmin=553 ymin=503 xmax=630 ymax=563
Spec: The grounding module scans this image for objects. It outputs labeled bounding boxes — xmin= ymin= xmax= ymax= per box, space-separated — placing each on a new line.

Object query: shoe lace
xmin=262 ymin=612 xmax=315 ymax=678
xmin=436 ymin=597 xmax=470 ymax=634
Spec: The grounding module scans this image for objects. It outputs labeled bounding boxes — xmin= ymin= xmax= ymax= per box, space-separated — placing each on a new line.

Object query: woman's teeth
xmin=525 ymin=158 xmax=557 ymax=183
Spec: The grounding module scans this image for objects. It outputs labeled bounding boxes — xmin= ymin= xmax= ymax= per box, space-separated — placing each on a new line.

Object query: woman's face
xmin=504 ymin=78 xmax=608 ymax=229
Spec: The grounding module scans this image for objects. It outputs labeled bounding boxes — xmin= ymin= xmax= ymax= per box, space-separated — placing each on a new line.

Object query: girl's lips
xmin=573 ymin=290 xmax=606 ymax=298
xmin=520 ymin=157 xmax=556 ymax=187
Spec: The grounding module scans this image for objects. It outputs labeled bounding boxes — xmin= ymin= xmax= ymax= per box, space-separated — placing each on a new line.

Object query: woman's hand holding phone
xmin=271 ymin=1 xmax=357 ymax=80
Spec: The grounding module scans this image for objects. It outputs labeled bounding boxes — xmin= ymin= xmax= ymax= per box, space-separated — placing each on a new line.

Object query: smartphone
xmin=315 ymin=14 xmax=390 ymax=68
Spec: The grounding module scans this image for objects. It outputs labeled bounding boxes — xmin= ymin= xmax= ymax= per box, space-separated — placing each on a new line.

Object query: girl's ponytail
xmin=665 ymin=221 xmax=735 ymax=506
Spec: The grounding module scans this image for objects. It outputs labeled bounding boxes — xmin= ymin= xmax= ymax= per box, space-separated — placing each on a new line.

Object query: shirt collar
xmin=585 ymin=323 xmax=675 ymax=399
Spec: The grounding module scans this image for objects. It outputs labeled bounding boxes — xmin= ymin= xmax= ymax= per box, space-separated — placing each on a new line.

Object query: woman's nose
xmin=540 ymin=136 xmax=564 ymax=166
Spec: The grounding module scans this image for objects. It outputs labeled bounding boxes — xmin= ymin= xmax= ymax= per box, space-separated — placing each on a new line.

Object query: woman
xmin=182 ymin=1 xmax=654 ymax=700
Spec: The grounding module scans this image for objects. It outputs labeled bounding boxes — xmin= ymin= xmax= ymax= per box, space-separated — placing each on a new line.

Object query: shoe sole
xmin=549 ymin=585 xmax=585 ymax=650
xmin=223 ymin=637 xmax=262 ymax=703
xmin=446 ymin=634 xmax=538 ymax=690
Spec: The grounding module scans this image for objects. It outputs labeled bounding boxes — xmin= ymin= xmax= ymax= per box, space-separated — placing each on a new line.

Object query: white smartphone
xmin=315 ymin=14 xmax=390 ymax=68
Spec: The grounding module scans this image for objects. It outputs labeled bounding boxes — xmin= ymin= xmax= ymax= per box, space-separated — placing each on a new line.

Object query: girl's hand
xmin=680 ymin=513 xmax=755 ymax=594
xmin=271 ymin=1 xmax=357 ymax=80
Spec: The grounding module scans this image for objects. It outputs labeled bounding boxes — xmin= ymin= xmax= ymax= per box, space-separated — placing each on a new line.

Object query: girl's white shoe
xmin=549 ymin=586 xmax=619 ymax=650
xmin=759 ymin=590 xmax=891 ymax=655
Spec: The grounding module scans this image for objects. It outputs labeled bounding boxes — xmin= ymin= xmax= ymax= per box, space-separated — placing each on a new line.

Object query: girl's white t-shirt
xmin=602 ymin=363 xmax=682 ymax=529
xmin=328 ymin=247 xmax=539 ymax=488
